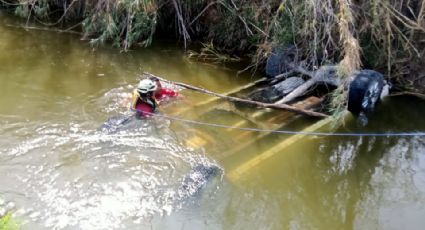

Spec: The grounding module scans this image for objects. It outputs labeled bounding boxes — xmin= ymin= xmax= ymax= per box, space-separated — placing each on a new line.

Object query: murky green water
xmin=1 ymin=12 xmax=425 ymax=230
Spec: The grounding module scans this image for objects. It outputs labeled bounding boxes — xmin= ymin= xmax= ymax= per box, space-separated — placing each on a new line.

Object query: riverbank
xmin=1 ymin=1 xmax=424 ymax=92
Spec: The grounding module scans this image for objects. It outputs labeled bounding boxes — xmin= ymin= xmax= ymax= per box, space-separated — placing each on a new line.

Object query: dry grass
xmin=2 ymin=0 xmax=424 ymax=90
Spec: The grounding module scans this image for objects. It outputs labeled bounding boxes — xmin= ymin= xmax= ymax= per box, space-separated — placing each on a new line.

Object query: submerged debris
xmin=249 ymin=77 xmax=305 ymax=103
xmin=178 ymin=164 xmax=223 ymax=201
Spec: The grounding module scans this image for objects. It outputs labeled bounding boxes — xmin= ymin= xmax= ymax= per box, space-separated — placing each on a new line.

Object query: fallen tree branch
xmin=274 ymin=78 xmax=318 ymax=104
xmin=390 ymin=91 xmax=425 ymax=100
xmin=269 ymin=70 xmax=295 ymax=84
xmin=275 ymin=65 xmax=340 ymax=104
xmin=6 ymin=24 xmax=83 ymax=35
xmin=143 ymin=72 xmax=329 ymax=118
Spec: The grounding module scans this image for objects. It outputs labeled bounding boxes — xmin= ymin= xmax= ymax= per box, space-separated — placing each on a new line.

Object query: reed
xmin=2 ymin=0 xmax=424 ymax=91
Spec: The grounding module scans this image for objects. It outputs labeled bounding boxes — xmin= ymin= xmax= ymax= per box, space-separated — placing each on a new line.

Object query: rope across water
xmin=143 ymin=111 xmax=425 ymax=137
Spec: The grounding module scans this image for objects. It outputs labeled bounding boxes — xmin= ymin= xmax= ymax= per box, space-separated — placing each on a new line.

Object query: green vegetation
xmin=0 ymin=213 xmax=19 ymax=230
xmin=1 ymin=0 xmax=424 ymax=92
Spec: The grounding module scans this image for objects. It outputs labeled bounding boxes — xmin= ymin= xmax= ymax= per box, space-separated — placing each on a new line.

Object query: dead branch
xmin=269 ymin=70 xmax=296 ymax=84
xmin=385 ymin=2 xmax=425 ymax=32
xmin=143 ymin=72 xmax=328 ymax=118
xmin=275 ymin=65 xmax=339 ymax=104
xmin=34 ymin=0 xmax=78 ymax=26
xmin=6 ymin=24 xmax=83 ymax=35
xmin=274 ymin=78 xmax=318 ymax=104
xmin=217 ymin=1 xmax=254 ymax=36
xmin=390 ymin=91 xmax=425 ymax=100
xmin=189 ymin=1 xmax=218 ymax=26
xmin=171 ymin=0 xmax=191 ymax=48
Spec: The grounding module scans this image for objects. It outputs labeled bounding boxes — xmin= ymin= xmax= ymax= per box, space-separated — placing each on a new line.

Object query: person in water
xmin=149 ymin=76 xmax=179 ymax=100
xmin=131 ymin=79 xmax=159 ymax=117
xmin=131 ymin=78 xmax=179 ymax=117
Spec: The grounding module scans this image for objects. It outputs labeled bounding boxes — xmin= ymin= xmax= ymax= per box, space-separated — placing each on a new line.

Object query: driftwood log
xmin=274 ymin=65 xmax=340 ymax=104
xmin=143 ymin=72 xmax=329 ymax=118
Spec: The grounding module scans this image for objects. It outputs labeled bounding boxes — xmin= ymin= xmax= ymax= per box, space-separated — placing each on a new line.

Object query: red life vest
xmin=131 ymin=87 xmax=178 ymax=117
xmin=131 ymin=91 xmax=157 ymax=117
xmin=135 ymin=101 xmax=155 ymax=117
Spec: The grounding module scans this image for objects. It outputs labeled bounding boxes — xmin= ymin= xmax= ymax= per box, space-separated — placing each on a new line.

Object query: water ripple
xmin=0 ymin=115 xmax=222 ymax=229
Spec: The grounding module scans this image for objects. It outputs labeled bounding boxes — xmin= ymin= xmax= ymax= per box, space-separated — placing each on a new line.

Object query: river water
xmin=1 ymin=12 xmax=425 ymax=230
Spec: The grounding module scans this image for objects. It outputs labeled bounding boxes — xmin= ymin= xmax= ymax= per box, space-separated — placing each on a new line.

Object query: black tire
xmin=265 ymin=46 xmax=296 ymax=77
xmin=348 ymin=70 xmax=384 ymax=115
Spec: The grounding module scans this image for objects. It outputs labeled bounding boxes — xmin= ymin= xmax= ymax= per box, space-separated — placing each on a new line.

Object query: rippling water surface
xmin=1 ymin=11 xmax=425 ymax=230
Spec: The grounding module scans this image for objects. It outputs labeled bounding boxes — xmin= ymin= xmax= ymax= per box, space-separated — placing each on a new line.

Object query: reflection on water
xmin=355 ymin=137 xmax=425 ymax=230
xmin=226 ymin=134 xmax=425 ymax=230
xmin=2 ymin=11 xmax=425 ymax=230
